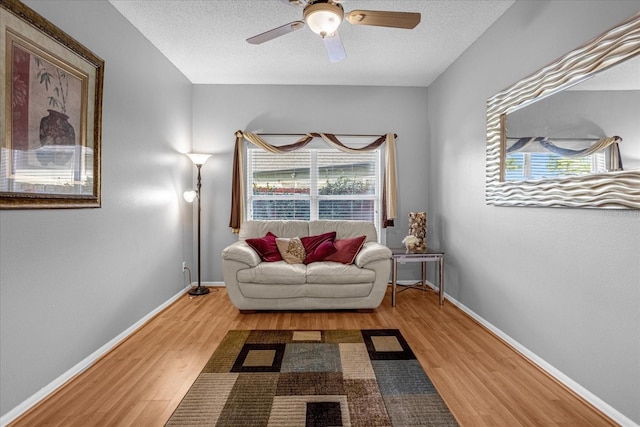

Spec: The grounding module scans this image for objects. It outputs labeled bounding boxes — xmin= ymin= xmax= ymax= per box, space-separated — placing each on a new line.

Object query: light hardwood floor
xmin=11 ymin=287 xmax=617 ymax=426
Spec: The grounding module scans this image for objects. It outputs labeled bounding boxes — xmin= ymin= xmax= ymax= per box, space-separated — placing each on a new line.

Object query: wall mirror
xmin=486 ymin=12 xmax=640 ymax=209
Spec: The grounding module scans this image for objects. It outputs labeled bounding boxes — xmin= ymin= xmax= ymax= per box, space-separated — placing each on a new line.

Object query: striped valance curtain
xmin=507 ymin=136 xmax=621 ymax=158
xmin=507 ymin=136 xmax=624 ymax=172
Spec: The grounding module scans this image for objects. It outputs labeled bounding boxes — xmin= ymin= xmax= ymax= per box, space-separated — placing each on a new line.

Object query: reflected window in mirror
xmin=502 ymin=54 xmax=639 ymax=182
xmin=486 ymin=12 xmax=640 ymax=209
xmin=505 ymin=151 xmax=606 ymax=180
xmin=503 ymin=135 xmax=623 ymax=180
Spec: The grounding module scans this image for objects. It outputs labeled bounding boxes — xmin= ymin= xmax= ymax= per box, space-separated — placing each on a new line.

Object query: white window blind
xmin=247 ymin=146 xmax=381 ymax=230
xmin=505 ymin=152 xmax=605 ymax=181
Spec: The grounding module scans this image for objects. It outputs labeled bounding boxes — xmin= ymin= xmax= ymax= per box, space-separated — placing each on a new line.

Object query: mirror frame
xmin=486 ymin=12 xmax=640 ymax=209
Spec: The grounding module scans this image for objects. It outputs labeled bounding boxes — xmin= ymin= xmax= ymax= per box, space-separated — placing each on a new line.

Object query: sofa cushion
xmin=240 ymin=220 xmax=310 ymax=240
xmin=246 ymin=232 xmax=282 ymax=262
xmin=308 ymin=220 xmax=378 ymax=243
xmin=237 ymin=262 xmax=307 ymax=284
xmin=324 ymin=235 xmax=367 ymax=264
xmin=301 ymin=232 xmax=337 ymax=264
xmin=276 ymin=237 xmax=306 ymax=264
xmin=306 ymin=262 xmax=375 ymax=284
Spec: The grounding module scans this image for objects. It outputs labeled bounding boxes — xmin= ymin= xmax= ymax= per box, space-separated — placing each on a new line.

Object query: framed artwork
xmin=0 ymin=0 xmax=104 ymax=209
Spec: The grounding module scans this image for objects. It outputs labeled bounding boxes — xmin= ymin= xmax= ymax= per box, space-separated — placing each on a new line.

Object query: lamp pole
xmin=189 ymin=163 xmax=209 ymax=295
xmin=185 ymin=153 xmax=212 ymax=296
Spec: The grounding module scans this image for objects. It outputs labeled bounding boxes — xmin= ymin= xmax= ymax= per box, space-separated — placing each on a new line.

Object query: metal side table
xmin=390 ymin=247 xmax=445 ymax=306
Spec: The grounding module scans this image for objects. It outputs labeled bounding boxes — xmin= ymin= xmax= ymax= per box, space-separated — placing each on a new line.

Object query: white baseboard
xmin=197 ymin=281 xmax=225 ymax=287
xmin=445 ymin=294 xmax=638 ymax=427
xmin=0 ymin=285 xmax=191 ymax=427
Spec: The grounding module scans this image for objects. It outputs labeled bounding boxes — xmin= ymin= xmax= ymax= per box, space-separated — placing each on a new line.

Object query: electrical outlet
xmin=182 ymin=261 xmax=187 ymax=271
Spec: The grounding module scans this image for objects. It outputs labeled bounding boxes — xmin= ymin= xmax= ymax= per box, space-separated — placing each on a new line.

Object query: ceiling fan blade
xmin=323 ymin=31 xmax=347 ymax=63
xmin=346 ymin=10 xmax=421 ymax=29
xmin=246 ymin=21 xmax=305 ymax=44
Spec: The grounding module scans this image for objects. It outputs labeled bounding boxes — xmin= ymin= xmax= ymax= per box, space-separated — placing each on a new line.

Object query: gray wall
xmin=191 ymin=84 xmax=429 ymax=283
xmin=0 ymin=0 xmax=194 ymax=417
xmin=427 ymin=1 xmax=640 ymax=424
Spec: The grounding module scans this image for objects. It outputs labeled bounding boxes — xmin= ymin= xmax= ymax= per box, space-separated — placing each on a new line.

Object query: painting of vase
xmin=38 ymin=109 xmax=76 ymax=166
xmin=2 ymin=0 xmax=104 ymax=208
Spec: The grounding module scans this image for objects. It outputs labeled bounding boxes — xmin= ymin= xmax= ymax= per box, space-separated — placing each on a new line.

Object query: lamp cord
xmin=183 ymin=266 xmax=193 ymax=288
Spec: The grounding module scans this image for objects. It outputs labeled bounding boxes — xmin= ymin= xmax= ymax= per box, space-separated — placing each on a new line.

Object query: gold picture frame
xmin=0 ymin=0 xmax=103 ymax=209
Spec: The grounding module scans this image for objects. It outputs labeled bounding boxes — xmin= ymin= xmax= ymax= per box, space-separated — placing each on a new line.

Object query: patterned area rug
xmin=166 ymin=329 xmax=458 ymax=426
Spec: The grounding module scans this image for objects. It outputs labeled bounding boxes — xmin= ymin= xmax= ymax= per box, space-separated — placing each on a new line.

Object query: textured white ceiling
xmin=108 ymin=0 xmax=515 ymax=87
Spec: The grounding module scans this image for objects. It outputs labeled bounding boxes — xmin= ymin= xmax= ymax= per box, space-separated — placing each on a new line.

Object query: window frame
xmin=245 ymin=140 xmax=384 ymax=238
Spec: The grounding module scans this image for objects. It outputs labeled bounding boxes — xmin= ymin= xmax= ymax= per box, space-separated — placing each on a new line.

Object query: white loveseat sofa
xmin=221 ymin=220 xmax=392 ymax=311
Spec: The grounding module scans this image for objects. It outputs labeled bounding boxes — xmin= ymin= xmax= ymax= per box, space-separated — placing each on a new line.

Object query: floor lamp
xmin=184 ymin=153 xmax=212 ymax=296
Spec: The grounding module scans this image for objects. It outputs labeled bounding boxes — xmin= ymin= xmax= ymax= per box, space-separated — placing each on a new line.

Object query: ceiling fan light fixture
xmin=303 ymin=2 xmax=343 ymax=36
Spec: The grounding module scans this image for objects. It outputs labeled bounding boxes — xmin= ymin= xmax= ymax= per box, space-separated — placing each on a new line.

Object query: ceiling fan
xmin=246 ymin=0 xmax=421 ymax=63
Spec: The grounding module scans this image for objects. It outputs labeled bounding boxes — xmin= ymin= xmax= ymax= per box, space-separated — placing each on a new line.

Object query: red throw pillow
xmin=303 ymin=239 xmax=337 ymax=264
xmin=324 ymin=235 xmax=367 ymax=264
xmin=301 ymin=231 xmax=337 ymax=264
xmin=245 ymin=232 xmax=283 ymax=262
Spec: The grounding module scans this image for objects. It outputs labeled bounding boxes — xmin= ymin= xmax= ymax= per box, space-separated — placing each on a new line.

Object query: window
xmin=505 ymin=151 xmax=606 ymax=181
xmin=247 ymin=145 xmax=382 ymax=231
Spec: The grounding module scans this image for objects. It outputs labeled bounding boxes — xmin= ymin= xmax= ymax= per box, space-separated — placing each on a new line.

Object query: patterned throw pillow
xmin=276 ymin=237 xmax=306 ymax=264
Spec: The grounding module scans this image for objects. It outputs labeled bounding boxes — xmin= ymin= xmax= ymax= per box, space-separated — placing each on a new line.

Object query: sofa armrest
xmin=222 ymin=241 xmax=261 ymax=267
xmin=354 ymin=242 xmax=392 ymax=268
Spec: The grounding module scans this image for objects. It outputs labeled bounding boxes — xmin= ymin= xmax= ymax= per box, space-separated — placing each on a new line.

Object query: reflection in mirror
xmin=486 ymin=12 xmax=640 ymax=209
xmin=503 ymin=54 xmax=640 ymax=181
